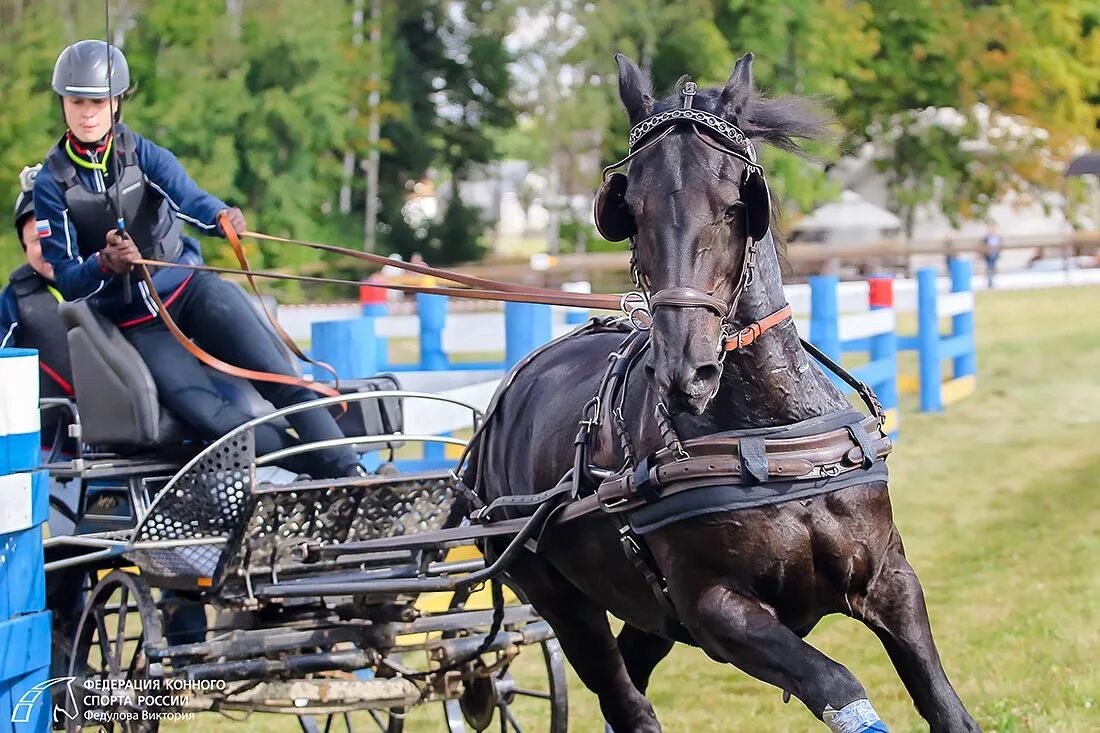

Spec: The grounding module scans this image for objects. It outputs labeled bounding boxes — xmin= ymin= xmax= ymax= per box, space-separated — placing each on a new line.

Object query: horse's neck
xmin=711 ymin=236 xmax=848 ymax=430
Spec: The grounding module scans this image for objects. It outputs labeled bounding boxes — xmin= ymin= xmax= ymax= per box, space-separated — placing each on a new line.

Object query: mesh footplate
xmin=128 ymin=433 xmax=256 ymax=579
xmin=223 ymin=474 xmax=457 ymax=577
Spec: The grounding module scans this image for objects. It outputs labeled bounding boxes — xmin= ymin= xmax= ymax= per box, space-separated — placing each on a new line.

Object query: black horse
xmin=465 ymin=54 xmax=979 ymax=733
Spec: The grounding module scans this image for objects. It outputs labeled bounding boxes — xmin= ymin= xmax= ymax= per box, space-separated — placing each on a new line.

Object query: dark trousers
xmin=123 ymin=271 xmax=357 ymax=477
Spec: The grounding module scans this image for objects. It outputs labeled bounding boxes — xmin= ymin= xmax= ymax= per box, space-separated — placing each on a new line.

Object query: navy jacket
xmin=0 ymin=286 xmax=18 ymax=348
xmin=33 ymin=130 xmax=229 ymax=323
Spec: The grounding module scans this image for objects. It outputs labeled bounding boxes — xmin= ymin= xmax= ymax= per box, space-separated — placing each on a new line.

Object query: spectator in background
xmin=982 ymin=224 xmax=1002 ymax=288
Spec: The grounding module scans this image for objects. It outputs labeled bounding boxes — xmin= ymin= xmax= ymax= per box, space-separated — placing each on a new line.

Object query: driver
xmin=33 ymin=40 xmax=365 ymax=479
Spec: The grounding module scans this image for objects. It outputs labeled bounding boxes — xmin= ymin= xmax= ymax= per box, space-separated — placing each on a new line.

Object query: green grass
xmin=167 ymin=285 xmax=1100 ymax=732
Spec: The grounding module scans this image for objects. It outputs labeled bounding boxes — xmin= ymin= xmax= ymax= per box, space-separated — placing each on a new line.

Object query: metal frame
xmin=44 ymin=390 xmax=484 ymax=579
xmin=45 ymin=387 xmax=573 ymax=727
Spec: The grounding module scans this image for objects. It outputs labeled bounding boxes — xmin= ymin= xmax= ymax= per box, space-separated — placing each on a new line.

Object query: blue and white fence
xmin=808 ymin=275 xmax=901 ymax=435
xmin=897 ymin=260 xmax=978 ymax=412
xmin=304 ymin=262 xmax=980 ymax=453
xmin=0 ymin=349 xmax=51 ymax=733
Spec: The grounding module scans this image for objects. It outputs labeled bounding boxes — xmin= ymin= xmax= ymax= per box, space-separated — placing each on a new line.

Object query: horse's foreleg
xmin=617 ymin=624 xmax=675 ymax=694
xmin=856 ymin=546 xmax=981 ymax=732
xmin=507 ymin=553 xmax=662 ymax=733
xmin=676 ymin=583 xmax=888 ymax=731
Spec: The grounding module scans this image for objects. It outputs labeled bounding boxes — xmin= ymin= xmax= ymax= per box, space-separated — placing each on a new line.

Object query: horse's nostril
xmin=693 ymin=362 xmax=722 ymax=387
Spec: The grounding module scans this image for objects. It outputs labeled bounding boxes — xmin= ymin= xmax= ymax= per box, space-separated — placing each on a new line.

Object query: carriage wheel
xmin=297 ymin=709 xmax=405 ymax=733
xmin=442 ymin=586 xmax=568 ymax=733
xmin=67 ymin=570 xmax=165 ymax=733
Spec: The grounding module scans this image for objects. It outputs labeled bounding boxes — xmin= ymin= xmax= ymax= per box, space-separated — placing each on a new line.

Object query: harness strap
xmin=553 ymin=415 xmax=891 ymax=523
xmin=800 ymin=337 xmax=886 ymax=424
xmin=137 ymin=264 xmax=343 ymax=402
xmin=650 ymin=287 xmax=729 ymax=317
xmin=614 ymin=520 xmax=677 ymax=615
xmin=135 ymin=257 xmax=624 ymax=311
xmin=220 ymin=216 xmax=343 ymax=391
xmin=470 ymin=480 xmax=575 ymax=523
xmin=724 ymin=303 xmax=793 ymax=350
xmin=243 ymin=230 xmax=626 ymax=306
xmin=738 ymin=436 xmax=768 ymax=485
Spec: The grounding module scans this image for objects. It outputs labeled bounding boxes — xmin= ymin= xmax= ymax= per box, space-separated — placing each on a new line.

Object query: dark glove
xmin=218 ymin=207 xmax=247 ymax=236
xmin=99 ymin=230 xmax=141 ymax=275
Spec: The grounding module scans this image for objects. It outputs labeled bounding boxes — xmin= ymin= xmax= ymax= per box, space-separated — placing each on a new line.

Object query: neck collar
xmin=64 ymin=131 xmax=114 ymax=172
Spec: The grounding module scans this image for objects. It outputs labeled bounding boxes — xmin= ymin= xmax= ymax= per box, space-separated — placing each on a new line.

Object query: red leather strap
xmin=723 ymin=303 xmax=793 ymax=351
xmin=138 ymin=265 xmax=342 ymax=401
xmin=221 ymin=215 xmax=342 ymax=388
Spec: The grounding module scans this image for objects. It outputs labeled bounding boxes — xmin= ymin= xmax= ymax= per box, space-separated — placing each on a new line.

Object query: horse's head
xmin=596 ymin=53 xmax=822 ymax=415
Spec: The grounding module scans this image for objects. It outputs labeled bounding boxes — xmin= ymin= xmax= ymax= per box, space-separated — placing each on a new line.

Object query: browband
xmin=629 ymin=107 xmax=755 ymax=160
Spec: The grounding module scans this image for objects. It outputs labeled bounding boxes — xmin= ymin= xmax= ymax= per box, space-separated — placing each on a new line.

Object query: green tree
xmin=374 ymin=1 xmax=515 ymax=264
xmin=429 ymin=191 xmax=485 ymax=264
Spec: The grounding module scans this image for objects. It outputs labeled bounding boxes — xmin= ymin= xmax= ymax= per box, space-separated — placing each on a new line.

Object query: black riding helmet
xmin=13 ymin=164 xmax=40 ymax=248
xmin=52 ymin=39 xmax=129 ymax=99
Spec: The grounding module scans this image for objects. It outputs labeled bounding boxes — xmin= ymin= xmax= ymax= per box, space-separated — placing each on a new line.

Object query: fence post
xmin=808 ymin=275 xmax=841 ymax=362
xmin=505 ymin=302 xmax=553 ymax=368
xmin=312 ymin=318 xmax=379 ymax=379
xmin=417 ymin=294 xmax=449 ymax=371
xmin=867 ymin=276 xmax=899 ymax=436
xmin=948 ymin=258 xmax=976 ymax=380
xmin=1 ymin=348 xmax=51 ymax=732
xmin=916 ymin=267 xmax=943 ymax=412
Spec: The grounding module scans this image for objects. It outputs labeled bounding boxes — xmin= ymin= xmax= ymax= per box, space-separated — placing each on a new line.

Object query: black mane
xmin=649 ymin=79 xmax=832 ymax=155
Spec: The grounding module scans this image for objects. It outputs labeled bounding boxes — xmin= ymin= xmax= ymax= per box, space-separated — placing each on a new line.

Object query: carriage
xmin=39 ymin=297 xmax=568 ymax=732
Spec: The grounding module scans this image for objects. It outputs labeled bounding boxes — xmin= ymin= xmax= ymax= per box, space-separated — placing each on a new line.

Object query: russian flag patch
xmin=35 ymin=220 xmax=52 ymax=238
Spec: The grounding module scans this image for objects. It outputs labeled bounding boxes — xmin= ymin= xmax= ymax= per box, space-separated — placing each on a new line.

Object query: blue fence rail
xmin=1 ymin=348 xmax=50 ymax=733
xmin=896 ymin=261 xmax=978 ymax=412
xmin=315 ymin=263 xmax=978 ymax=429
xmin=809 ymin=275 xmax=900 ymax=435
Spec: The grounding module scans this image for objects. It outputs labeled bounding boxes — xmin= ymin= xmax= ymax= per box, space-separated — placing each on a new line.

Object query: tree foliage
xmin=1 ymin=0 xmax=1098 ymax=279
xmin=0 ymin=0 xmax=515 ymax=278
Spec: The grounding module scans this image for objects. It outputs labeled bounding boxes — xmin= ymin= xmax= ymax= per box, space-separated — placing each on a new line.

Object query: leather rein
xmin=133 ymin=211 xmax=789 ymax=401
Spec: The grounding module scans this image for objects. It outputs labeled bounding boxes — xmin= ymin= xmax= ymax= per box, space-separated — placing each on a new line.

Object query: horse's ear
xmin=615 ymin=53 xmax=654 ymax=124
xmin=719 ymin=52 xmax=754 ymax=121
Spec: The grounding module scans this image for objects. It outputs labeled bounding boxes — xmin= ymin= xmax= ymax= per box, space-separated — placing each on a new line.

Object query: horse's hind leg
xmin=676 ymin=583 xmax=888 ymax=731
xmin=507 ymin=553 xmax=662 ymax=732
xmin=856 ymin=546 xmax=981 ymax=732
xmin=617 ymin=624 xmax=674 ymax=693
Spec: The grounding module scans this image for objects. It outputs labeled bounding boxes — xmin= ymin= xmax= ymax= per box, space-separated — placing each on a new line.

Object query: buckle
xmin=580 ymin=397 xmax=601 ymax=429
xmin=736 ymin=323 xmax=761 ymax=349
xmin=682 ymin=81 xmax=697 ymax=109
xmin=599 ymin=484 xmax=630 ymax=510
xmin=620 ymin=291 xmax=652 ymax=331
xmin=619 ymin=524 xmax=642 ymax=554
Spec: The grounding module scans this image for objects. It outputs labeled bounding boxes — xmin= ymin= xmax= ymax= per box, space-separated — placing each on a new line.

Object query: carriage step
xmin=183 ymin=678 xmax=423 ymax=713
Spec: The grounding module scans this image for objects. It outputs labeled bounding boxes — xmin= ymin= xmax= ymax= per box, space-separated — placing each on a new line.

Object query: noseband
xmin=594 ymin=81 xmax=792 ymax=353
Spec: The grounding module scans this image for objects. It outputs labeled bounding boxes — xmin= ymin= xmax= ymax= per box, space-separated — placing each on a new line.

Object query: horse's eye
xmin=723 ymin=202 xmax=744 ymax=222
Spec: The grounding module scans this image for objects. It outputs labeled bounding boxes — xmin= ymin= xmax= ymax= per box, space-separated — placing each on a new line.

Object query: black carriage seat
xmin=57 ymin=283 xmax=405 ymax=454
xmin=57 ymin=284 xmax=289 ymax=451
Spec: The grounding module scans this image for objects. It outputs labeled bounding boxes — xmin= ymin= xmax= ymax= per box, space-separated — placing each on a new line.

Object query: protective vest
xmin=43 ymin=123 xmax=184 ymax=263
xmin=8 ymin=265 xmax=73 ymax=398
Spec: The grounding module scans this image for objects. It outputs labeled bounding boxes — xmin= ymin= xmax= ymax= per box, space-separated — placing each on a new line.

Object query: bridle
xmin=594 ymin=80 xmax=792 ymax=355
